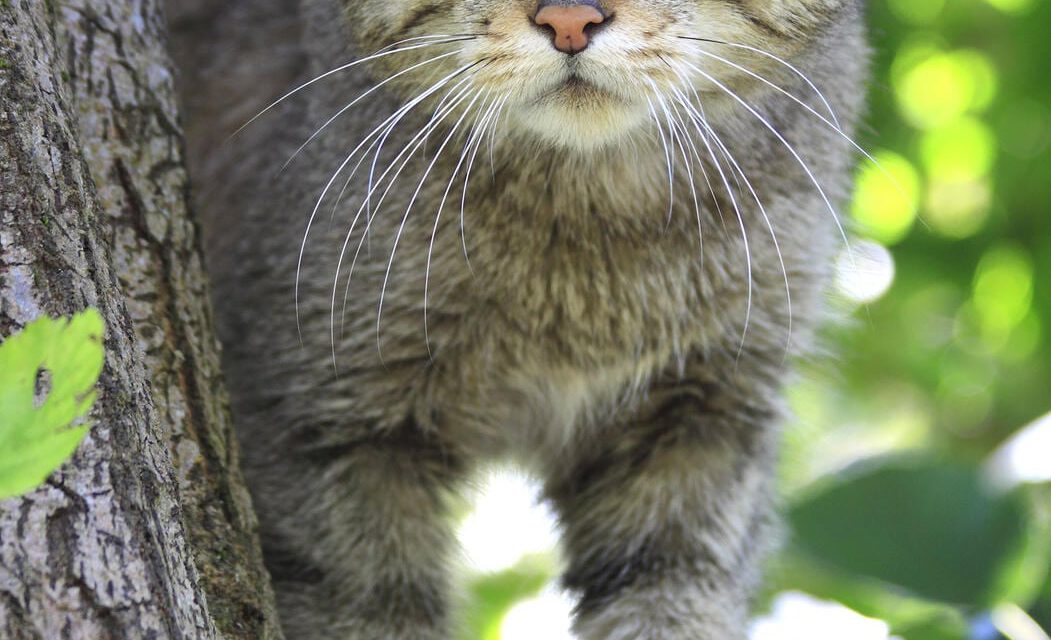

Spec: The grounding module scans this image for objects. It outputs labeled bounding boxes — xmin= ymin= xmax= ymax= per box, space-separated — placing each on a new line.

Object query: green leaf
xmin=0 ymin=309 xmax=104 ymax=499
xmin=789 ymin=457 xmax=1027 ymax=606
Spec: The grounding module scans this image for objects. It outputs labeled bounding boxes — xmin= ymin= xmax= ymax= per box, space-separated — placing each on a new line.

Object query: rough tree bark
xmin=0 ymin=1 xmax=281 ymax=638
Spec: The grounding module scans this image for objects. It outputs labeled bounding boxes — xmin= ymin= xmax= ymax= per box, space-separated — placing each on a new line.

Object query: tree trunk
xmin=0 ymin=1 xmax=281 ymax=638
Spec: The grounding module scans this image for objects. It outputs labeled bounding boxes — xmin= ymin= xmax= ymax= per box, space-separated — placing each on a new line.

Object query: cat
xmin=169 ymin=0 xmax=868 ymax=637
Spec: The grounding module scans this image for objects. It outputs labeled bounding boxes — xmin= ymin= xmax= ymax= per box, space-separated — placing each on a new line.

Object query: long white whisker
xmin=672 ymin=86 xmax=794 ymax=361
xmin=680 ymin=60 xmax=853 ymax=264
xmin=297 ymin=74 xmax=454 ymax=342
xmin=677 ymin=36 xmax=839 ymax=127
xmin=281 ymin=49 xmax=463 ymax=172
xmin=329 ymin=132 xmax=386 ymax=226
xmin=686 ymin=46 xmax=894 ymax=190
xmin=459 ymin=93 xmax=509 ymax=268
xmin=376 ymin=88 xmax=484 ymax=360
xmin=487 ymin=93 xmax=507 ymax=178
xmin=666 ymin=64 xmax=727 ymax=228
xmin=662 ymin=92 xmax=710 ymax=260
xmin=658 ymin=93 xmax=690 ymax=230
xmin=653 ymin=79 xmax=754 ymax=355
xmin=645 ymin=96 xmax=676 ymax=223
xmin=366 ymin=96 xmax=418 ymax=253
xmin=233 ymin=36 xmax=476 ymax=139
xmin=652 ymin=87 xmax=702 ymax=239
xmin=363 ymin=60 xmax=488 ymax=249
xmin=333 ymin=73 xmax=482 ymax=363
xmin=299 ymin=61 xmax=473 ymax=363
xmin=424 ymin=91 xmax=497 ymax=355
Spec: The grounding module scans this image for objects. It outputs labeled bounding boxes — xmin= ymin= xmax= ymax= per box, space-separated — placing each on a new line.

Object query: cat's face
xmin=342 ymin=0 xmax=850 ymax=150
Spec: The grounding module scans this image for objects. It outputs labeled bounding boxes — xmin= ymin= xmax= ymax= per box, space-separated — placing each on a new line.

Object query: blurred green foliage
xmin=778 ymin=0 xmax=1051 ymax=634
xmin=843 ymin=0 xmax=1050 ymax=471
xmin=463 ymin=0 xmax=1051 ymax=637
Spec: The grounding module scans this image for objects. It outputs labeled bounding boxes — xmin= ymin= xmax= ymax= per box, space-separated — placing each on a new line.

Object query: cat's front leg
xmin=546 ymin=359 xmax=784 ymax=640
xmin=255 ymin=419 xmax=465 ymax=640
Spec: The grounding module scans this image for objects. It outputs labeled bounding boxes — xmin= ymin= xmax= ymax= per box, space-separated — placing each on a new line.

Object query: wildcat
xmin=170 ymin=0 xmax=868 ymax=637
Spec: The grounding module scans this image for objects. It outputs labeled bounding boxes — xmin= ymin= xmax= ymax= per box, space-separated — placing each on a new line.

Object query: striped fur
xmin=183 ymin=0 xmax=869 ymax=636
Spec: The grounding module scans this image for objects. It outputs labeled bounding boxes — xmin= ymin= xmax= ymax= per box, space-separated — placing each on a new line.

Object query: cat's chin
xmin=511 ymin=88 xmax=650 ymax=151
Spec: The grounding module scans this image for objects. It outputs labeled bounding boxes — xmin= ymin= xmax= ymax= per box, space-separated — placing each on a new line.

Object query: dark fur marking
xmin=298 ymin=417 xmax=442 ymax=458
xmin=746 ymin=13 xmax=786 ymax=38
xmin=353 ymin=578 xmax=448 ymax=625
xmin=565 ymin=539 xmax=728 ymax=615
xmin=398 ymin=2 xmax=446 ymax=36
xmin=551 ymin=378 xmax=774 ymax=504
xmin=263 ymin=535 xmax=325 ymax=585
xmin=650 ymin=385 xmax=774 ymax=456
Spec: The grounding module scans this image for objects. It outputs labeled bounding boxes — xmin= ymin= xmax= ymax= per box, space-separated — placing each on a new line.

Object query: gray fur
xmin=174 ymin=0 xmax=868 ymax=637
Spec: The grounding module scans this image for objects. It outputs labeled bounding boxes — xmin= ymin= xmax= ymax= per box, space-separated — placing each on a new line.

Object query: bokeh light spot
xmin=893 ymin=49 xmax=998 ymax=129
xmin=953 ymin=50 xmax=999 ymax=112
xmin=895 ymin=52 xmax=972 ymax=128
xmin=887 ymin=0 xmax=945 ymax=24
xmin=924 ymin=177 xmax=992 ymax=238
xmin=982 ymin=0 xmax=1034 ymax=14
xmin=987 ymin=412 xmax=1051 ymax=488
xmin=999 ymin=99 xmax=1051 ymax=159
xmin=459 ymin=467 xmax=560 ymax=574
xmin=972 ymin=245 xmax=1034 ymax=346
xmin=920 ymin=117 xmax=996 ymax=181
xmin=851 ymin=150 xmax=920 ymax=245
xmin=835 ymin=240 xmax=896 ymax=304
xmin=500 ymin=587 xmax=574 ymax=640
xmin=1003 ymin=312 xmax=1043 ymax=362
xmin=751 ymin=592 xmax=899 ymax=640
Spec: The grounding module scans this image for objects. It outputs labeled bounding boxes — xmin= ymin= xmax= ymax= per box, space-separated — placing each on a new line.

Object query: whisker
xmin=679 ymin=60 xmax=853 ymax=264
xmin=333 ymin=70 xmax=484 ymax=364
xmin=661 ymin=89 xmax=709 ymax=261
xmin=232 ymin=35 xmax=477 ymax=140
xmin=366 ymin=98 xmax=418 ymax=254
xmin=671 ymin=85 xmax=794 ymax=361
xmin=281 ymin=49 xmax=463 ymax=172
xmin=659 ymin=94 xmax=692 ymax=231
xmin=358 ymin=64 xmax=485 ymax=258
xmin=291 ymin=60 xmax=474 ymax=361
xmin=684 ymin=44 xmax=893 ymax=192
xmin=459 ymin=93 xmax=509 ymax=269
xmin=342 ymin=75 xmax=480 ymax=282
xmin=361 ymin=59 xmax=490 ymax=250
xmin=297 ymin=78 xmax=450 ymax=343
xmin=329 ymin=130 xmax=388 ymax=227
xmin=486 ymin=93 xmax=507 ymax=179
xmin=668 ymin=65 xmax=729 ymax=230
xmin=376 ymin=88 xmax=485 ymax=360
xmin=651 ymin=78 xmax=754 ymax=356
xmin=676 ymin=36 xmax=840 ymax=128
xmin=645 ymin=96 xmax=676 ymax=224
xmin=652 ymin=87 xmax=702 ymax=237
xmin=424 ymin=91 xmax=499 ymax=355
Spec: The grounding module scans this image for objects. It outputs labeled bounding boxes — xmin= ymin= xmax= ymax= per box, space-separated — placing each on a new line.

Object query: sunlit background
xmin=456 ymin=0 xmax=1051 ymax=637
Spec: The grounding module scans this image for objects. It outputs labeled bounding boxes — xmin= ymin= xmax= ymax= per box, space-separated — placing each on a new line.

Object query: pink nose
xmin=533 ymin=2 xmax=607 ymax=54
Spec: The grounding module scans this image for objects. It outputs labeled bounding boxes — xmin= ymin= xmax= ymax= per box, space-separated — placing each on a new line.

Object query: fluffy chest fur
xmin=173 ymin=0 xmax=869 ymax=636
